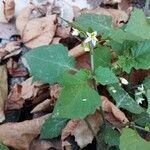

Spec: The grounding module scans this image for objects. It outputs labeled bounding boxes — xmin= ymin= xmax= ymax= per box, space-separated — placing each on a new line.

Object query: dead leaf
xmin=21 ymin=77 xmax=43 ymax=100
xmin=0 ymin=41 xmax=21 ymax=60
xmin=0 ymin=65 xmax=8 ymax=122
xmin=0 ymin=114 xmax=50 ymax=150
xmin=69 ymin=44 xmax=86 ymax=58
xmin=52 ymin=37 xmax=61 ymax=44
xmin=102 ymin=96 xmax=129 ymax=124
xmin=30 ymin=138 xmax=62 ymax=150
xmin=56 ymin=26 xmax=71 ymax=39
xmin=82 ymin=7 xmax=128 ymax=27
xmin=62 ymin=111 xmax=103 ymax=148
xmin=6 ymin=84 xmax=23 ymax=110
xmin=31 ymin=99 xmax=54 ymax=113
xmin=7 ymin=58 xmax=28 ymax=77
xmin=50 ymin=84 xmax=61 ymax=99
xmin=0 ymin=0 xmax=15 ymax=23
xmin=16 ymin=5 xmax=57 ymax=48
xmin=103 ymin=0 xmax=121 ymax=4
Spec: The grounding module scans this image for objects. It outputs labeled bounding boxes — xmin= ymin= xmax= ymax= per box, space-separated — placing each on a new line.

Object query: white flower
xmin=72 ymin=28 xmax=80 ymax=36
xmin=84 ymin=31 xmax=98 ymax=46
xmin=136 ymin=97 xmax=145 ymax=104
xmin=135 ymin=84 xmax=145 ymax=96
xmin=120 ymin=77 xmax=129 ymax=85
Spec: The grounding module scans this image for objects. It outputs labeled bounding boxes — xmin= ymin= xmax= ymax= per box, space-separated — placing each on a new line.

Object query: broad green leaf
xmin=104 ymin=126 xmax=120 ymax=146
xmin=93 ymin=46 xmax=111 ymax=69
xmin=118 ymin=40 xmax=150 ymax=73
xmin=40 ymin=117 xmax=68 ymax=139
xmin=75 ymin=13 xmax=112 ymax=35
xmin=125 ymin=8 xmax=150 ymax=40
xmin=108 ymin=84 xmax=143 ymax=114
xmin=24 ymin=44 xmax=75 ymax=84
xmin=95 ymin=66 xmax=119 ymax=85
xmin=53 ymin=70 xmax=101 ymax=119
xmin=144 ymin=76 xmax=150 ymax=89
xmin=120 ymin=128 xmax=150 ymax=150
xmin=0 ymin=143 xmax=9 ymax=150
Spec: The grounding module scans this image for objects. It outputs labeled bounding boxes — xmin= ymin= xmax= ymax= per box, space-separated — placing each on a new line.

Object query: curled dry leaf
xmin=16 ymin=4 xmax=57 ymax=48
xmin=51 ymin=37 xmax=61 ymax=44
xmin=0 ymin=0 xmax=15 ymax=23
xmin=0 ymin=114 xmax=50 ymax=150
xmin=56 ymin=26 xmax=71 ymax=39
xmin=31 ymin=99 xmax=54 ymax=113
xmin=0 ymin=65 xmax=8 ymax=122
xmin=0 ymin=41 xmax=21 ymax=61
xmin=102 ymin=96 xmax=129 ymax=124
xmin=103 ymin=0 xmax=121 ymax=4
xmin=82 ymin=7 xmax=128 ymax=27
xmin=21 ymin=77 xmax=43 ymax=100
xmin=62 ymin=111 xmax=103 ymax=148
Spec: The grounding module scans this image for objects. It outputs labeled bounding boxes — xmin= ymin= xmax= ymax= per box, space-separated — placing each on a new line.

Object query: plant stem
xmin=90 ymin=47 xmax=106 ymax=124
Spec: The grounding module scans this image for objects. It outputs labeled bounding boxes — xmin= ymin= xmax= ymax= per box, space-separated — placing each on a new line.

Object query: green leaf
xmin=95 ymin=66 xmax=119 ymax=85
xmin=93 ymin=46 xmax=111 ymax=69
xmin=107 ymin=84 xmax=144 ymax=114
xmin=24 ymin=44 xmax=75 ymax=84
xmin=53 ymin=70 xmax=101 ymax=119
xmin=144 ymin=76 xmax=150 ymax=89
xmin=104 ymin=126 xmax=120 ymax=146
xmin=120 ymin=128 xmax=150 ymax=150
xmin=125 ymin=8 xmax=150 ymax=40
xmin=75 ymin=13 xmax=112 ymax=35
xmin=40 ymin=117 xmax=68 ymax=139
xmin=118 ymin=40 xmax=150 ymax=73
xmin=0 ymin=143 xmax=9 ymax=150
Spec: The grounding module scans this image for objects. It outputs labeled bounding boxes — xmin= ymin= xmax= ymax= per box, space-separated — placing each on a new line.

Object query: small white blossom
xmin=72 ymin=28 xmax=80 ymax=36
xmin=84 ymin=31 xmax=98 ymax=46
xmin=136 ymin=97 xmax=145 ymax=104
xmin=136 ymin=84 xmax=145 ymax=96
xmin=120 ymin=77 xmax=129 ymax=85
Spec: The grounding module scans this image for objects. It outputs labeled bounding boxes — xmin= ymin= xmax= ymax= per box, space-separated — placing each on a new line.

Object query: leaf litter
xmin=0 ymin=0 xmax=148 ymax=150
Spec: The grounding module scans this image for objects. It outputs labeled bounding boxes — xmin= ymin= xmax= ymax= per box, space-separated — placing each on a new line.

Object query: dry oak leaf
xmin=62 ymin=111 xmax=103 ymax=148
xmin=6 ymin=84 xmax=23 ymax=110
xmin=102 ymin=96 xmax=129 ymax=124
xmin=50 ymin=84 xmax=61 ymax=99
xmin=0 ymin=65 xmax=8 ymax=122
xmin=82 ymin=7 xmax=128 ymax=27
xmin=16 ymin=5 xmax=57 ymax=48
xmin=21 ymin=77 xmax=43 ymax=100
xmin=0 ymin=0 xmax=15 ymax=23
xmin=0 ymin=41 xmax=21 ymax=60
xmin=0 ymin=114 xmax=50 ymax=150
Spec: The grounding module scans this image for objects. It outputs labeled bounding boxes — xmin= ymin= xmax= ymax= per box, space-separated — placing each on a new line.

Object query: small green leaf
xmin=93 ymin=46 xmax=111 ymax=69
xmin=0 ymin=143 xmax=9 ymax=150
xmin=104 ymin=126 xmax=120 ymax=146
xmin=118 ymin=40 xmax=150 ymax=73
xmin=75 ymin=13 xmax=112 ymax=35
xmin=108 ymin=84 xmax=144 ymax=114
xmin=40 ymin=117 xmax=68 ymax=139
xmin=95 ymin=66 xmax=119 ymax=85
xmin=24 ymin=44 xmax=75 ymax=84
xmin=120 ymin=128 xmax=150 ymax=150
xmin=125 ymin=8 xmax=150 ymax=40
xmin=144 ymin=76 xmax=150 ymax=89
xmin=53 ymin=70 xmax=101 ymax=119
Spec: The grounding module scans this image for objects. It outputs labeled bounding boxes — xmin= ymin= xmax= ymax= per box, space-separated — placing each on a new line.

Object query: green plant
xmin=24 ymin=8 xmax=150 ymax=149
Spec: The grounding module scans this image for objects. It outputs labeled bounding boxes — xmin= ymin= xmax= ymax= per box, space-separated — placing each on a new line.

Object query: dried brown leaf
xmin=102 ymin=96 xmax=129 ymax=124
xmin=0 ymin=0 xmax=15 ymax=23
xmin=56 ymin=26 xmax=71 ymax=39
xmin=0 ymin=114 xmax=50 ymax=150
xmin=50 ymin=84 xmax=61 ymax=99
xmin=0 ymin=41 xmax=21 ymax=60
xmin=16 ymin=5 xmax=57 ymax=48
xmin=103 ymin=0 xmax=121 ymax=4
xmin=0 ymin=65 xmax=8 ymax=122
xmin=31 ymin=99 xmax=53 ymax=113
